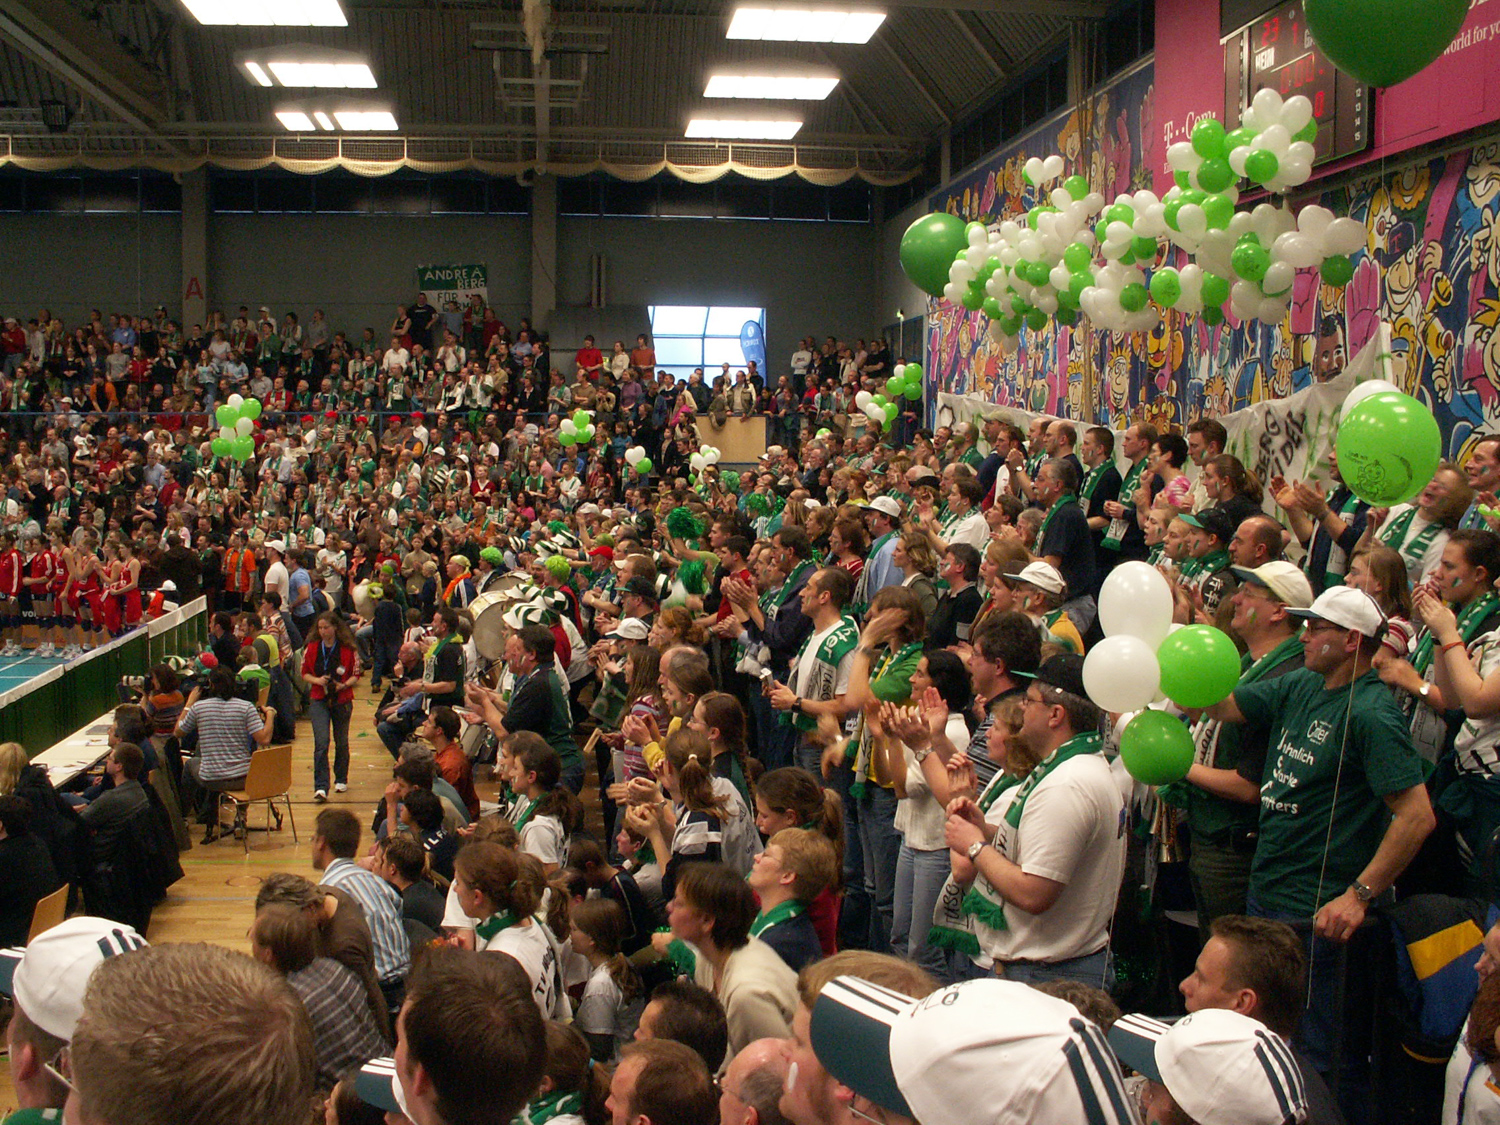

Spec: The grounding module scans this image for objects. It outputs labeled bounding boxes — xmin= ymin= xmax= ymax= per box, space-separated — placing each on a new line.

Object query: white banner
xmin=415 ymin=263 xmax=488 ymax=310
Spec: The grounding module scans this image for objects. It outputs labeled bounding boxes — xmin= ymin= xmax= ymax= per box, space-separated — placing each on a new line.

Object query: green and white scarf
xmin=849 ymin=642 xmax=923 ymax=798
xmin=1379 ymin=506 xmax=1444 ymax=575
xmin=1102 ymin=458 xmax=1148 ymax=551
xmin=784 ymin=615 xmax=860 ymax=732
xmin=1079 ymin=462 xmax=1110 ymax=503
xmin=517 ymin=1091 xmax=584 ymax=1125
xmin=961 ymin=732 xmax=1103 ymax=934
xmin=927 ymin=769 xmax=1021 ymax=957
xmin=1413 ymin=592 xmax=1498 ymax=675
xmin=475 ymin=910 xmax=520 ymax=944
xmin=1036 ymin=493 xmax=1077 ymax=546
xmin=749 ymin=898 xmax=804 ymax=938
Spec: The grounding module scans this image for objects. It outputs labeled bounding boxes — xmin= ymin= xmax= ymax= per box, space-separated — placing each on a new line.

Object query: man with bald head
xmin=719 ymin=1038 xmax=791 ymax=1125
xmin=1229 ymin=514 xmax=1286 ymax=570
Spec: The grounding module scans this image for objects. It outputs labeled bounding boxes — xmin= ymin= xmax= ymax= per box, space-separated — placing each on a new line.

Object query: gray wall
xmin=877 ymin=197 xmax=931 ymax=334
xmin=0 ymin=213 xmax=181 ymax=328
xmin=2 ymin=210 xmax=879 ymax=375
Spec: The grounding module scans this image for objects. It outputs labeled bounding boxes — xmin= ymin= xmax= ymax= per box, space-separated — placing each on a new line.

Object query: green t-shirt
xmin=4 ymin=1109 xmax=63 ymax=1125
xmin=543 ymin=667 xmax=581 ymax=771
xmin=1235 ymin=668 xmax=1425 ymax=916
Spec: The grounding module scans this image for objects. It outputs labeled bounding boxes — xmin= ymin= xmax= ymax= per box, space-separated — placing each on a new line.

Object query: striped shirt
xmin=287 ymin=957 xmax=388 ymax=1091
xmin=175 ymin=697 xmax=262 ymax=782
xmin=321 ymin=859 xmax=411 ymax=983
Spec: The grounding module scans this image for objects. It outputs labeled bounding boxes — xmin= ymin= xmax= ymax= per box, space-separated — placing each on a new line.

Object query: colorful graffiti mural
xmin=926 ymin=63 xmax=1500 ymax=463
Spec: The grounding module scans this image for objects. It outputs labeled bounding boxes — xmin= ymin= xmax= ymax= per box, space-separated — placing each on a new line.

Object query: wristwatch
xmin=1418 ymin=681 xmax=1432 ymax=700
xmin=966 ymin=840 xmax=987 ymax=862
xmin=1349 ymin=879 xmax=1376 ymax=904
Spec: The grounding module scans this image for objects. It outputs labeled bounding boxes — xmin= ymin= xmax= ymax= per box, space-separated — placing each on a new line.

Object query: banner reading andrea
xmin=415 ymin=264 xmax=488 ymax=310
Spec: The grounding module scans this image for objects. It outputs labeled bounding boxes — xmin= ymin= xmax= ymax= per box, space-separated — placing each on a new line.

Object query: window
xmin=648 ymin=304 xmax=766 ymax=383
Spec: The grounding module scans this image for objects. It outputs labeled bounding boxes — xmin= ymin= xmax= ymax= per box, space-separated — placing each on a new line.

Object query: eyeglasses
xmin=45 ymin=1045 xmax=75 ymax=1093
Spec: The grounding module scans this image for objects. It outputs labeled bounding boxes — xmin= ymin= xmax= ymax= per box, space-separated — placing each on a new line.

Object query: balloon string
xmin=1306 ymin=669 xmax=1358 ymax=1010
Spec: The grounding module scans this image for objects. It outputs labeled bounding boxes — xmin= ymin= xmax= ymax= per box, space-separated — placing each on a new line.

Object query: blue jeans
xmin=310 ymin=697 xmax=351 ymax=792
xmin=830 ymin=762 xmax=868 ymax=950
xmin=947 ymin=949 xmax=993 ymax=984
xmin=892 ymin=843 xmax=951 ymax=978
xmin=856 ymin=785 xmax=901 ymax=954
xmin=794 ymin=737 xmax=822 ymax=778
xmin=998 ymin=947 xmax=1112 ymax=990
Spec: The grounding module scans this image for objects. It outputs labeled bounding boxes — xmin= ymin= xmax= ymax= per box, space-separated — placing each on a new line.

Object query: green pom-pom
xmin=545 ymin=555 xmax=571 ymax=580
xmin=720 ymin=470 xmax=741 ymax=494
xmin=666 ymin=506 xmax=705 ymax=541
xmin=679 ymin=560 xmax=706 ymax=596
xmin=548 ymin=520 xmax=568 ymax=535
xmin=747 ymin=492 xmax=773 ymax=517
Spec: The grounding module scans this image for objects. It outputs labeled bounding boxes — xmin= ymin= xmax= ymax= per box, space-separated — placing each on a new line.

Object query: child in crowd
xmin=515 ymin=1022 xmax=608 ymax=1125
xmin=753 ymin=766 xmax=845 ymax=956
xmin=746 ymin=827 xmax=838 ymax=973
xmin=566 ymin=837 xmax=656 ymax=955
xmin=503 ymin=731 xmax=584 ymax=874
xmin=569 ymin=898 xmax=644 ymax=1061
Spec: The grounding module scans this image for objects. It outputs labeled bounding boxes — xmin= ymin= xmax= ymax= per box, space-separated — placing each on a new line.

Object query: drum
xmin=467 ymin=590 xmax=511 ymax=662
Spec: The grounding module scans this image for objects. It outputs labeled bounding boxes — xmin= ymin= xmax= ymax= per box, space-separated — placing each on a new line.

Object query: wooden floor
xmin=2 ymin=676 xmax=506 ymax=1115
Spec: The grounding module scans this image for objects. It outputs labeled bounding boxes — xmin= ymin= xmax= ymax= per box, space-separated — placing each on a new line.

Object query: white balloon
xmin=1287 ymin=141 xmax=1316 ymax=166
xmin=1178 ymin=262 xmax=1204 ymax=299
xmin=855 ymin=390 xmax=874 ymax=409
xmin=1272 ymin=231 xmax=1322 ymax=269
xmin=1050 ymin=264 xmax=1074 ymax=291
xmin=1323 ymin=217 xmax=1367 ymax=256
xmin=1227 ymin=211 xmax=1255 ymax=239
xmin=1197 ymin=230 xmax=1235 ymax=277
xmin=1251 ymin=87 xmax=1284 ymax=125
xmin=1036 ymin=293 xmax=1059 ymax=315
xmin=942 ymin=281 xmax=965 ymax=305
xmin=950 ymin=261 xmax=976 ymax=285
xmin=1099 ymin=561 xmax=1174 ymax=646
xmin=235 ymin=417 xmax=252 ymax=437
xmin=1133 ymin=189 xmax=1161 ymax=211
xmin=1257 ymin=123 xmax=1291 ymax=155
xmin=1282 ymin=95 xmax=1314 ymax=133
xmin=705 ymin=448 xmax=720 ymax=465
xmin=625 ymin=446 xmax=644 ymax=465
xmin=1000 ymin=220 xmax=1022 ymax=240
xmin=1106 ymin=221 xmax=1133 ymax=244
xmin=227 ymin=393 xmax=244 ymax=410
xmin=1167 ymin=141 xmax=1197 ymax=171
xmin=999 ymin=247 xmax=1020 ymax=268
xmin=1341 ymin=379 xmax=1402 ymax=419
xmin=1297 ymin=205 xmax=1335 ymax=238
xmin=1261 ymin=261 xmax=1294 ymax=297
xmin=1251 ymin=203 xmax=1287 ymax=243
xmin=1084 ymin=192 xmax=1106 ymax=213
xmin=1136 ymin=203 xmax=1168 ymax=238
xmin=690 ymin=453 xmax=706 ymax=472
xmin=967 ymin=224 xmax=988 ymax=247
xmin=864 ymin=402 xmax=885 ymax=423
xmin=560 ymin=419 xmax=576 ymax=434
xmin=1042 ymin=154 xmax=1065 ymax=180
xmin=1280 ymin=158 xmax=1312 ymax=187
xmin=1178 ymin=204 xmax=1208 ymax=239
xmin=1051 ymin=187 xmax=1074 ymax=209
xmin=964 ymin=246 xmax=988 ymax=270
xmin=1257 ymin=297 xmax=1289 ymax=324
xmin=1084 ymin=636 xmax=1163 ymax=713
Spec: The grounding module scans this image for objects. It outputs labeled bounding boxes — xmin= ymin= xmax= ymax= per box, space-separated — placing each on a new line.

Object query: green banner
xmin=415 ymin=263 xmax=488 ymax=309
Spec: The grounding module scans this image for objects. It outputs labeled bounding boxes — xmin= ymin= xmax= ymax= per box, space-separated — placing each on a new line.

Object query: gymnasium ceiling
xmin=0 ymin=0 xmax=1105 ymax=180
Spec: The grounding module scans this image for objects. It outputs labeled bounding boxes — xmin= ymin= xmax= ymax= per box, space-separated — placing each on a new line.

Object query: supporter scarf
xmin=928 ymin=769 xmax=1020 ymax=957
xmin=1379 ymin=506 xmax=1443 ymax=575
xmin=1413 ymin=592 xmax=1499 ymax=675
xmin=519 ymin=1091 xmax=584 ymax=1125
xmin=749 ymin=899 xmax=804 ymax=938
xmin=771 ymin=561 xmax=814 ymax=615
xmin=1102 ymin=458 xmax=1148 ymax=551
xmin=510 ymin=795 xmax=541 ymax=834
xmin=1079 ymin=462 xmax=1110 ymax=502
xmin=475 ymin=910 xmax=519 ymax=944
xmin=783 ymin=614 xmax=860 ymax=732
xmin=1036 ymin=493 xmax=1076 ymax=547
xmin=960 ymin=732 xmax=1102 ymax=934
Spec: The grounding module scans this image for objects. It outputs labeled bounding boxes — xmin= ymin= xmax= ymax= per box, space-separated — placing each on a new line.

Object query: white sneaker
xmin=313 ymin=789 xmax=328 ymax=803
xmin=1 ymin=642 xmax=19 ymax=656
xmin=34 ymin=643 xmax=53 ymax=657
xmin=334 ymin=782 xmax=348 ymax=793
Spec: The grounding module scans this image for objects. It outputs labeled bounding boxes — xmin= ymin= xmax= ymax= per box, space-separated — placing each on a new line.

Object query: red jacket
xmin=301 ymin=640 xmax=358 ymax=705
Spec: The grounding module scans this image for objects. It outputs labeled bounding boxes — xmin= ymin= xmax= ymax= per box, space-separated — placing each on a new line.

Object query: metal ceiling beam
xmin=947 ymin=9 xmax=1010 ymax=76
xmin=876 ymin=34 xmax=949 ymax=127
xmin=812 ymin=44 xmax=895 ymax=139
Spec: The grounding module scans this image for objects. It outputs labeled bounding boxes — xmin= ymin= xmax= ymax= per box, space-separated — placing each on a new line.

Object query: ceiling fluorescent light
xmin=704 ymin=74 xmax=839 ymax=99
xmin=686 ymin=117 xmax=802 ymax=140
xmin=244 ymin=60 xmax=272 ymax=87
xmin=275 ymin=110 xmax=315 ymax=131
xmin=180 ymin=0 xmax=347 ymax=26
xmin=313 ymin=111 xmax=335 ymax=130
xmin=267 ymin=61 xmax=377 ymax=88
xmin=333 ymin=110 xmax=399 ymax=131
xmin=726 ymin=6 xmax=884 ymax=43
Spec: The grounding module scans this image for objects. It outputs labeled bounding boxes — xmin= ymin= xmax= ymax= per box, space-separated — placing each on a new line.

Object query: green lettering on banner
xmin=414 ymin=264 xmax=489 ymax=307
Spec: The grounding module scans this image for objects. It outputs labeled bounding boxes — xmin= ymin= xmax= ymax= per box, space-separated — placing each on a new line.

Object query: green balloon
xmin=634 ymin=457 xmax=653 ymax=475
xmin=904 ymin=381 xmax=923 ymax=400
xmin=1119 ymin=711 xmax=1195 ymax=785
xmin=1132 ymin=236 xmax=1159 ymax=263
xmin=1202 ymin=306 xmax=1226 ymax=326
xmin=885 ymin=377 xmax=904 ymax=397
xmin=241 ymin=398 xmax=262 ymax=421
xmin=1026 ymin=209 xmax=1043 ymax=231
xmin=1057 ymin=289 xmax=1080 ymax=312
xmin=1335 ymin=391 xmax=1442 ymax=506
xmin=1174 ymin=169 xmax=1191 ymax=189
xmin=1163 ymin=198 xmax=1185 ymax=232
xmin=1202 ymin=192 xmax=1235 ymax=230
xmin=1011 ymin=294 xmax=1029 ymax=314
xmin=1056 ymin=307 xmax=1080 ymax=327
xmin=1063 ymin=174 xmax=1090 ymax=200
xmin=1304 ymin=0 xmax=1469 ymax=87
xmin=1196 ymin=156 xmax=1234 ymax=193
xmin=1201 ymin=272 xmax=1231 ymax=307
xmin=233 ymin=436 xmax=256 ymax=461
xmin=1191 ymin=117 xmax=1227 ymax=159
xmin=1179 ymin=188 xmax=1207 ymax=207
xmin=1068 ymin=273 xmax=1090 ymax=299
xmin=965 ymin=221 xmax=986 ymax=240
xmin=1105 ymin=203 xmax=1135 ymax=227
xmin=1320 ymin=254 xmax=1356 ymax=287
xmin=999 ymin=315 xmax=1024 ymax=336
xmin=905 ymin=363 xmax=923 ymax=380
xmin=1293 ymin=119 xmax=1319 ymax=145
xmin=873 ymin=395 xmax=888 ymax=408
xmin=1119 ymin=283 xmax=1149 ymax=313
xmin=961 ymin=285 xmax=985 ymax=312
xmin=210 ymin=437 xmax=231 ymax=458
xmin=1244 ymin=149 xmax=1280 ymax=185
xmin=1063 ymin=242 xmax=1093 ymax=272
xmin=1150 ymin=267 xmax=1182 ymax=307
xmin=1231 ymin=239 xmax=1271 ymax=282
xmin=215 ymin=404 xmax=234 ymax=428
xmin=1224 ymin=126 xmax=1256 ymax=152
xmin=559 ymin=431 xmax=575 ymax=446
xmin=883 ymin=402 xmax=898 ymax=423
xmin=1024 ymin=309 xmax=1048 ymax=331
xmin=982 ymin=297 xmax=1004 ymax=320
xmin=1027 ymin=260 xmax=1052 ymax=287
xmin=1158 ymin=625 xmax=1242 ymax=708
xmin=900 ymin=212 xmax=970 ymax=298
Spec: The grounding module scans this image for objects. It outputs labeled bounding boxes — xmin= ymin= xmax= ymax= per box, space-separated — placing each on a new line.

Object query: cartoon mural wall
xmin=926 ymin=59 xmax=1500 ymax=464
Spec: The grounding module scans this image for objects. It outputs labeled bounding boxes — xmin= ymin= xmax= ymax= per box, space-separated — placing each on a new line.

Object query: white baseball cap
xmin=1108 ymin=1009 xmax=1309 ymax=1125
xmin=1004 ymin=560 xmax=1067 ymax=596
xmin=1286 ymin=584 xmax=1386 ymax=638
xmin=606 ymin=617 xmax=650 ymax=641
xmin=1230 ymin=561 xmax=1315 ymax=610
xmin=0 ymin=916 xmax=149 ymax=1039
xmin=809 ymin=976 xmax=1139 ymax=1125
xmin=265 ymin=539 xmax=286 ymax=554
xmin=868 ymin=496 xmax=902 ymax=519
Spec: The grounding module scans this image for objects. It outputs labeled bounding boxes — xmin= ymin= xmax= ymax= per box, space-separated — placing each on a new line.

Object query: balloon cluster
xmin=689 ymin=446 xmax=722 ymax=474
xmin=560 ymin=410 xmax=596 ymax=446
xmin=211 ymin=393 xmax=262 ymax=462
xmin=1082 ymin=562 xmax=1242 ymax=785
xmin=624 ymin=446 xmax=653 ymax=476
xmin=902 ymin=92 xmax=1367 ymax=348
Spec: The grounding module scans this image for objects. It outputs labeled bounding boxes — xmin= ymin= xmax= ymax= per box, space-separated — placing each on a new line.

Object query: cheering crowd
xmin=5 ymin=299 xmax=1500 ymax=1125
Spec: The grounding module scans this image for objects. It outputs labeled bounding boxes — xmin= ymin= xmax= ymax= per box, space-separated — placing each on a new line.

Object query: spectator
xmin=312 ymin=808 xmax=412 ymax=1012
xmin=175 ymin=665 xmax=274 ymax=842
xmin=0 ymin=794 xmax=61 ymax=945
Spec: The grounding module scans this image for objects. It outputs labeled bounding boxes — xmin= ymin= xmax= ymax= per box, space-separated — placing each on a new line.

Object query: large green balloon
xmin=1158 ymin=625 xmax=1242 ymax=708
xmin=1304 ymin=0 xmax=1470 ymax=87
xmin=1335 ymin=390 xmax=1442 ymax=506
xmin=900 ymin=212 xmax=970 ymax=297
xmin=1119 ymin=710 xmax=1194 ymax=785
xmin=634 ymin=457 xmax=653 ymax=475
xmin=1200 ymin=272 xmax=1230 ymax=308
xmin=1063 ymin=242 xmax=1093 ymax=272
xmin=1196 ymin=157 xmax=1234 ymax=193
xmin=210 ymin=436 xmax=231 ymax=458
xmin=241 ymin=398 xmax=262 ymax=421
xmin=1244 ymin=150 xmax=1280 ymax=185
xmin=961 ymin=285 xmax=985 ymax=312
xmin=1119 ymin=284 xmax=1148 ymax=313
xmin=233 ymin=436 xmax=256 ymax=461
xmin=1150 ymin=267 xmax=1182 ymax=307
xmin=903 ymin=381 xmax=923 ymax=400
xmin=1191 ymin=117 xmax=1227 ymax=159
xmin=215 ymin=404 xmax=235 ymax=428
xmin=1231 ymin=239 xmax=1270 ymax=283
xmin=1202 ymin=193 xmax=1235 ymax=230
xmin=1320 ymin=254 xmax=1355 ymax=287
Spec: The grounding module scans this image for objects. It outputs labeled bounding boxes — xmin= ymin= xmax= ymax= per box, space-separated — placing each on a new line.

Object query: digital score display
xmin=1223 ymin=2 xmax=1370 ymax=167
